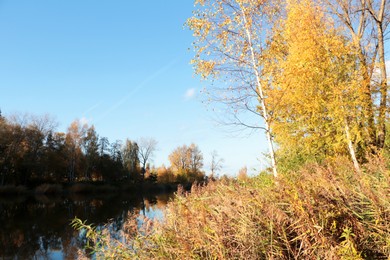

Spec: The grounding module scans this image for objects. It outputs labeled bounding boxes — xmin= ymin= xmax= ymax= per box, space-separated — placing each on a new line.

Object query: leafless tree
xmin=210 ymin=150 xmax=224 ymax=177
xmin=137 ymin=137 xmax=158 ymax=178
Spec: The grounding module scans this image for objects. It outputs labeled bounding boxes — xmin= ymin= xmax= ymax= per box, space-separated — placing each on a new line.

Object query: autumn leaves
xmin=188 ymin=0 xmax=388 ymax=175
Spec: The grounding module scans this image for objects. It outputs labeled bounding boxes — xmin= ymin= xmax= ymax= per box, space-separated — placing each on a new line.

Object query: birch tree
xmin=187 ymin=0 xmax=281 ymax=177
xmin=264 ymin=0 xmax=363 ymax=172
xmin=137 ymin=137 xmax=158 ymax=179
xmin=324 ymin=0 xmax=390 ymax=150
xmin=210 ymin=150 xmax=224 ymax=177
xmin=65 ymin=120 xmax=88 ymax=182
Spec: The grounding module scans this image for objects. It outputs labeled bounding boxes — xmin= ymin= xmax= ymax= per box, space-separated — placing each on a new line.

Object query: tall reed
xmin=73 ymin=156 xmax=390 ymax=259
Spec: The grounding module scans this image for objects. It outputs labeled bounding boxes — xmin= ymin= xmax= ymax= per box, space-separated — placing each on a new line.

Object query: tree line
xmin=0 ymin=112 xmax=207 ymax=187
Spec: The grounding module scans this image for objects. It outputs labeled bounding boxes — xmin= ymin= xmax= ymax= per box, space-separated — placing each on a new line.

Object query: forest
xmin=0 ymin=112 xmax=205 ymax=190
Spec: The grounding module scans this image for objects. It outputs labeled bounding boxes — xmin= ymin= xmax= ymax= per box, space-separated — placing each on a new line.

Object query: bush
xmin=157 ymin=166 xmax=175 ymax=184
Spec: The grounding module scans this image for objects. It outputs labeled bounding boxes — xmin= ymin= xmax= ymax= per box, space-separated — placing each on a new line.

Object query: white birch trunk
xmin=240 ymin=5 xmax=278 ymax=178
xmin=344 ymin=119 xmax=361 ymax=174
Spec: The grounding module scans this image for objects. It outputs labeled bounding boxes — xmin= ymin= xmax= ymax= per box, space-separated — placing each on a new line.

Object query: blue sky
xmin=0 ymin=1 xmax=268 ymax=175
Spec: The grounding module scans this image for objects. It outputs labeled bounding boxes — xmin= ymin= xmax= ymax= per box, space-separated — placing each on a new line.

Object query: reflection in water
xmin=0 ymin=192 xmax=174 ymax=259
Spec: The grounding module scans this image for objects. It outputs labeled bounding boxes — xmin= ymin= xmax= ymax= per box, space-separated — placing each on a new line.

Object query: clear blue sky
xmin=0 ymin=1 xmax=268 ymax=175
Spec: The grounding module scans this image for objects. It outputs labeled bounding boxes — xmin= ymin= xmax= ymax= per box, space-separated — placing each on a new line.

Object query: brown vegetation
xmin=74 ymin=156 xmax=390 ymax=259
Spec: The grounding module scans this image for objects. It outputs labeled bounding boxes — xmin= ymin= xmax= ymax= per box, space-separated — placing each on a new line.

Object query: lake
xmin=0 ymin=191 xmax=175 ymax=259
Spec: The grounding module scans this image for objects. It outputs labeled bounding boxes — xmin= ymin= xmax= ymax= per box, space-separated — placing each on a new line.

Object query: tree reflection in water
xmin=0 ymin=191 xmax=174 ymax=259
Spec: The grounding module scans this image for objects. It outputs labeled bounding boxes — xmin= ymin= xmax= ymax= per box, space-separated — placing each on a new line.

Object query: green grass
xmin=73 ymin=156 xmax=390 ymax=259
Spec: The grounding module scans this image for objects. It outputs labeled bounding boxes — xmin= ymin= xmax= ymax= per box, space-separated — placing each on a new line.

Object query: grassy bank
xmin=74 ymin=156 xmax=390 ymax=259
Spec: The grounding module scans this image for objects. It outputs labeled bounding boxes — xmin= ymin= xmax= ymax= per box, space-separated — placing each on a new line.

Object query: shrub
xmin=237 ymin=166 xmax=248 ymax=181
xmin=157 ymin=166 xmax=175 ymax=184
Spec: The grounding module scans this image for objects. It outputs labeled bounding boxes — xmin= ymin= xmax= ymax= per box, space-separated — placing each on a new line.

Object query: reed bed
xmin=73 ymin=156 xmax=390 ymax=259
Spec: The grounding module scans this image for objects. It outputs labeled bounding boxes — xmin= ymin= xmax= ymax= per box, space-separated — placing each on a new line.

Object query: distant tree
xmin=169 ymin=143 xmax=205 ymax=182
xmin=22 ymin=124 xmax=45 ymax=183
xmin=210 ymin=150 xmax=224 ymax=178
xmin=110 ymin=140 xmax=122 ymax=162
xmin=98 ymin=137 xmax=110 ymax=157
xmin=44 ymin=132 xmax=67 ymax=182
xmin=108 ymin=140 xmax=123 ymax=181
xmin=65 ymin=120 xmax=88 ymax=182
xmin=122 ymin=139 xmax=140 ymax=180
xmin=0 ymin=116 xmax=9 ymax=184
xmin=169 ymin=144 xmax=190 ymax=174
xmin=0 ymin=115 xmax=52 ymax=184
xmin=0 ymin=118 xmax=22 ymax=185
xmin=188 ymin=143 xmax=204 ymax=174
xmin=82 ymin=126 xmax=99 ymax=181
xmin=30 ymin=114 xmax=58 ymax=139
xmin=137 ymin=138 xmax=158 ymax=180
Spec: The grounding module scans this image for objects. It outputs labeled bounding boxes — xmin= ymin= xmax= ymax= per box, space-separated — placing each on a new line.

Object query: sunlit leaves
xmin=265 ymin=0 xmax=364 ymax=161
xmin=187 ymin=0 xmax=281 ymax=176
xmin=188 ymin=0 xmax=388 ymax=171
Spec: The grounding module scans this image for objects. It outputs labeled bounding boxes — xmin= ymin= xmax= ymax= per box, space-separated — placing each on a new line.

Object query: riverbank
xmin=76 ymin=156 xmax=390 ymax=259
xmin=0 ymin=180 xmax=195 ymax=196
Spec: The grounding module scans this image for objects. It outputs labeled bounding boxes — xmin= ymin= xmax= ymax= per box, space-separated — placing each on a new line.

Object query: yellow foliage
xmin=193 ymin=60 xmax=216 ymax=79
xmin=156 ymin=166 xmax=175 ymax=183
xmin=237 ymin=166 xmax=248 ymax=181
xmin=264 ymin=0 xmax=366 ymax=160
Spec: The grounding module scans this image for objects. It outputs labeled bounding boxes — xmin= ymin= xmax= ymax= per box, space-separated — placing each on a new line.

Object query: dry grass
xmin=73 ymin=156 xmax=390 ymax=259
xmin=72 ymin=211 xmax=151 ymax=259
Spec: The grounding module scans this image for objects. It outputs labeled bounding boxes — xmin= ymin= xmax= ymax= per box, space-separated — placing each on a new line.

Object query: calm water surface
xmin=0 ymin=191 xmax=174 ymax=259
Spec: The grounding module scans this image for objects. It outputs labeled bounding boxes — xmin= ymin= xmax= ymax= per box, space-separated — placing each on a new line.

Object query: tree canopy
xmin=188 ymin=0 xmax=389 ymax=174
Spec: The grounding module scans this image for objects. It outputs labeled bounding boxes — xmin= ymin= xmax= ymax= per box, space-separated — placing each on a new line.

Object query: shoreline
xmin=0 ymin=180 xmax=194 ymax=196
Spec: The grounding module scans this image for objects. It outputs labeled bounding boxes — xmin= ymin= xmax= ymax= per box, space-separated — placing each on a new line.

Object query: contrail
xmin=82 ymin=102 xmax=102 ymax=116
xmin=94 ymin=58 xmax=179 ymax=123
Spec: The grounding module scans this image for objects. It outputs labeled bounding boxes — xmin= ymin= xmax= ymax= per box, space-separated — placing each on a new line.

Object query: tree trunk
xmin=377 ymin=23 xmax=387 ymax=149
xmin=357 ymin=50 xmax=377 ymax=150
xmin=240 ymin=5 xmax=278 ymax=178
xmin=344 ymin=120 xmax=361 ymax=174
